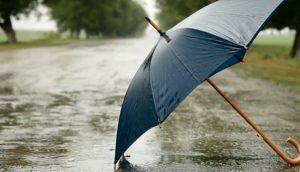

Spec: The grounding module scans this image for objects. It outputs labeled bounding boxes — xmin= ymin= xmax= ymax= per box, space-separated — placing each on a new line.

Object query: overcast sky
xmin=12 ymin=0 xmax=157 ymax=31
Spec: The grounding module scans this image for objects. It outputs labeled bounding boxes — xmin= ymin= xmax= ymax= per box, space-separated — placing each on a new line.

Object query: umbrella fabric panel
xmin=114 ymin=48 xmax=159 ymax=164
xmin=208 ymin=46 xmax=247 ymax=77
xmin=150 ymin=37 xmax=200 ymax=123
xmin=170 ymin=0 xmax=285 ymax=46
xmin=150 ymin=29 xmax=246 ymax=122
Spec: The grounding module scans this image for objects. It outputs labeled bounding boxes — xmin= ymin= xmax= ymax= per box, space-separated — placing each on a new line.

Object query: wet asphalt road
xmin=0 ymin=34 xmax=300 ymax=172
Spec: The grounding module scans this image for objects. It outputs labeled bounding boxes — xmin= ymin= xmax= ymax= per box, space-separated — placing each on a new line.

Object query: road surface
xmin=0 ymin=35 xmax=300 ymax=172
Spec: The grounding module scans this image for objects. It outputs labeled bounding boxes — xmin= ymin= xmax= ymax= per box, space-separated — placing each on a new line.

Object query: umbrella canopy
xmin=114 ymin=0 xmax=286 ymax=165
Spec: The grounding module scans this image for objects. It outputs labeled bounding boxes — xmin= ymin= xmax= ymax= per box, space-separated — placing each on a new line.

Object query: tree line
xmin=1 ymin=0 xmax=299 ymax=58
xmin=0 ymin=0 xmax=147 ymax=43
xmin=157 ymin=0 xmax=300 ymax=58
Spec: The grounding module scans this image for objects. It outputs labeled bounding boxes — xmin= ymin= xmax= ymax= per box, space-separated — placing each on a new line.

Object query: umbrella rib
xmin=149 ymin=43 xmax=163 ymax=125
xmin=168 ymin=46 xmax=200 ymax=84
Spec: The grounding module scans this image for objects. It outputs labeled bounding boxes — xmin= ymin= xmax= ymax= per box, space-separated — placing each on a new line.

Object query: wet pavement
xmin=0 ymin=34 xmax=300 ymax=172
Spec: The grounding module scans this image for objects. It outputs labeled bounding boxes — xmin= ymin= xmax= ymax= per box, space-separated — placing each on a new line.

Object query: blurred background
xmin=0 ymin=0 xmax=300 ymax=171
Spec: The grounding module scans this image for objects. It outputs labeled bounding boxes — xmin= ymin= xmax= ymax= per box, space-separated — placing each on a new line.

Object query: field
xmin=0 ymin=30 xmax=47 ymax=42
xmin=0 ymin=30 xmax=82 ymax=51
xmin=234 ymin=34 xmax=300 ymax=93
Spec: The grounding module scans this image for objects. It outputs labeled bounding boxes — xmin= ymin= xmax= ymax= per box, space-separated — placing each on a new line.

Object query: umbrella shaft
xmin=206 ymin=79 xmax=263 ymax=135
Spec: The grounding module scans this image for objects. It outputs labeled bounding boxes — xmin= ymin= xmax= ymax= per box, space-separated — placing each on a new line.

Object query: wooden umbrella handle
xmin=206 ymin=78 xmax=300 ymax=165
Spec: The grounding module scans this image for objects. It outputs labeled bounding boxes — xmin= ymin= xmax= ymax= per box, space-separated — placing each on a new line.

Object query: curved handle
xmin=259 ymin=135 xmax=300 ymax=165
xmin=287 ymin=137 xmax=300 ymax=154
xmin=264 ymin=136 xmax=300 ymax=165
xmin=284 ymin=137 xmax=300 ymax=164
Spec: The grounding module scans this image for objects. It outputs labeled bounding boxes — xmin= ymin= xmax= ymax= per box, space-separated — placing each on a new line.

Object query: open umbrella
xmin=114 ymin=0 xmax=300 ymax=167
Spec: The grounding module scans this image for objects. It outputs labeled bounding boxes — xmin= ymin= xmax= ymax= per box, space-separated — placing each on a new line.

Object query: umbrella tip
xmin=145 ymin=16 xmax=150 ymax=22
xmin=145 ymin=16 xmax=172 ymax=43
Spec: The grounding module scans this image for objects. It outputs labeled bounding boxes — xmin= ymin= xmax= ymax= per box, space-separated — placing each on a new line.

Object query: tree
xmin=45 ymin=0 xmax=147 ymax=38
xmin=44 ymin=0 xmax=85 ymax=38
xmin=269 ymin=0 xmax=300 ymax=58
xmin=0 ymin=0 xmax=38 ymax=43
xmin=156 ymin=0 xmax=216 ymax=29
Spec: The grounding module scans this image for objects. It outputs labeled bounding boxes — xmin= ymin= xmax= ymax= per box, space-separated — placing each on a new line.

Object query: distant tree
xmin=156 ymin=0 xmax=216 ymax=29
xmin=44 ymin=0 xmax=85 ymax=38
xmin=45 ymin=0 xmax=147 ymax=38
xmin=0 ymin=0 xmax=38 ymax=43
xmin=269 ymin=0 xmax=300 ymax=58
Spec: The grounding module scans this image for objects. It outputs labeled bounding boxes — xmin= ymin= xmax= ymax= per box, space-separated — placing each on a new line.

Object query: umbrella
xmin=114 ymin=0 xmax=300 ymax=167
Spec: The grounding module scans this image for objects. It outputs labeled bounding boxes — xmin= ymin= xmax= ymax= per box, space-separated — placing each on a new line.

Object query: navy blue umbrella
xmin=114 ymin=0 xmax=300 ymax=166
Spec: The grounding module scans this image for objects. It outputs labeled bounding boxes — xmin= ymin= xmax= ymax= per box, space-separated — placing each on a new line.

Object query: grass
xmin=0 ymin=30 xmax=87 ymax=52
xmin=0 ymin=37 xmax=83 ymax=51
xmin=233 ymin=35 xmax=300 ymax=94
xmin=254 ymin=34 xmax=293 ymax=47
xmin=0 ymin=30 xmax=47 ymax=42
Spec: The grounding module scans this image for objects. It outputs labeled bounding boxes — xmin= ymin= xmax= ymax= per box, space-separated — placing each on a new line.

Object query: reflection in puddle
xmin=0 ymin=86 xmax=14 ymax=95
xmin=0 ymin=134 xmax=70 ymax=170
xmin=101 ymin=95 xmax=124 ymax=106
xmin=0 ymin=103 xmax=40 ymax=131
xmin=47 ymin=94 xmax=75 ymax=108
xmin=89 ymin=113 xmax=116 ymax=133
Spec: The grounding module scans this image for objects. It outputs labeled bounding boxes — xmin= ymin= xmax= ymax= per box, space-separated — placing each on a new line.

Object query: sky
xmin=12 ymin=0 xmax=158 ymax=31
xmin=12 ymin=5 xmax=57 ymax=31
